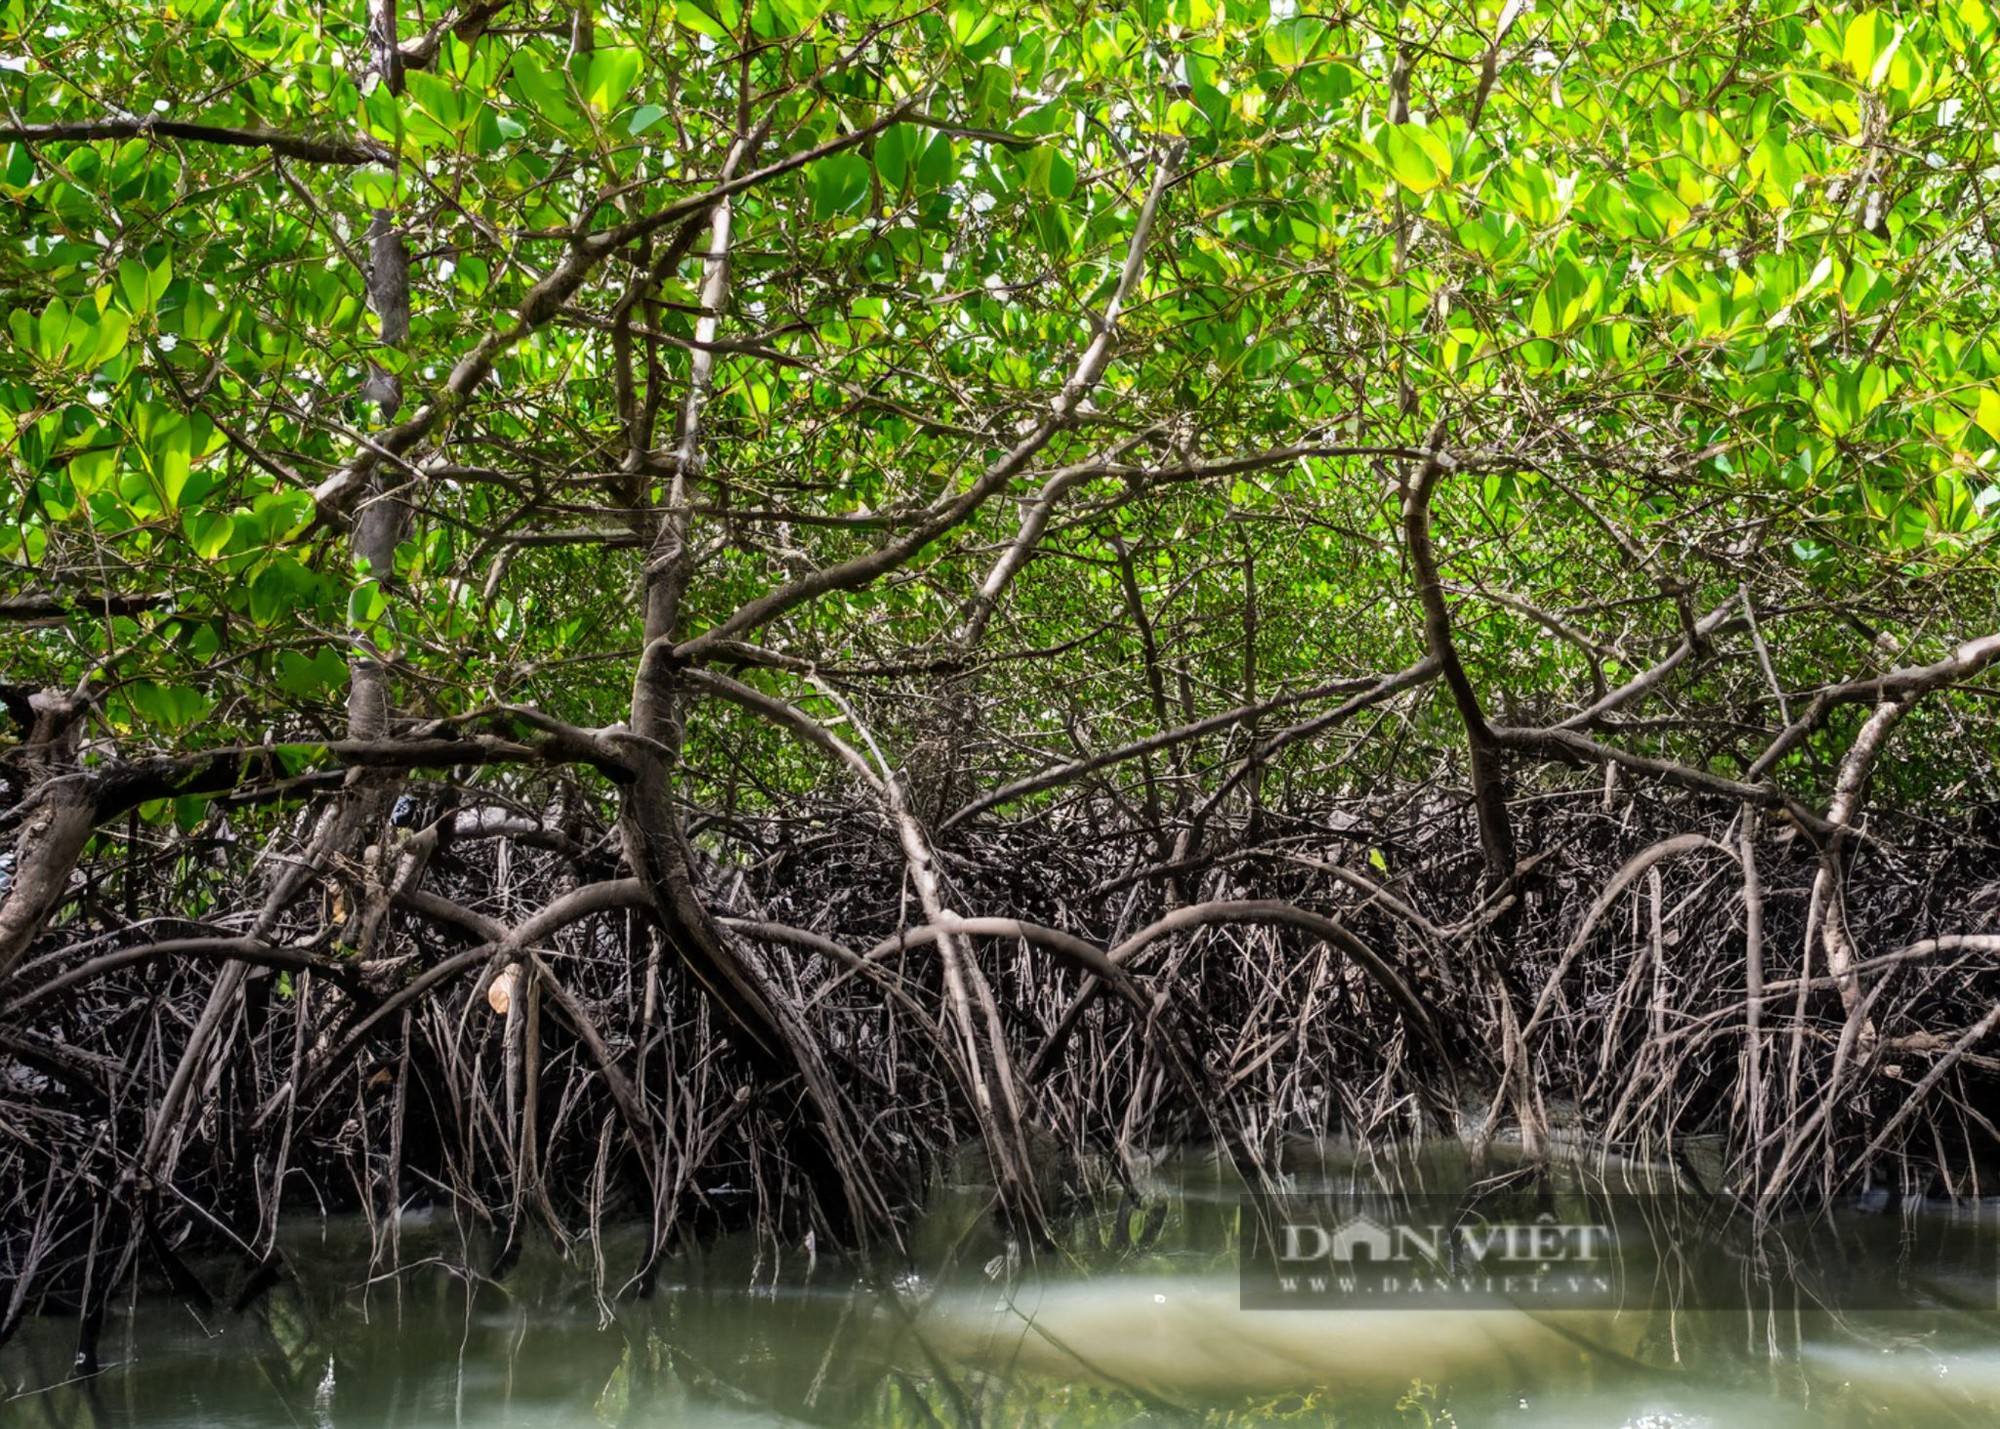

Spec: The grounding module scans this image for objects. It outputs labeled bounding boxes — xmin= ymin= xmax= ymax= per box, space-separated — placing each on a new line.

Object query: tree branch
xmin=0 ymin=120 xmax=389 ymax=165
xmin=1748 ymin=632 xmax=2000 ymax=780
xmin=1402 ymin=430 xmax=1516 ymax=893
xmin=668 ymin=142 xmax=1183 ymax=665
xmin=942 ymin=669 xmax=1407 ymax=829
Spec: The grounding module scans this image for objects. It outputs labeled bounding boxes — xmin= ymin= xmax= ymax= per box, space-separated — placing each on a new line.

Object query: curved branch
xmin=1491 ymin=724 xmax=1838 ymax=840
xmin=1555 ymin=596 xmax=1739 ymax=731
xmin=862 ymin=914 xmax=1152 ymax=1010
xmin=1180 ymin=656 xmax=1440 ymax=854
xmin=0 ymin=119 xmax=389 ymax=165
xmin=942 ymin=670 xmax=1407 ymax=829
xmin=523 ymin=949 xmax=657 ymax=1169
xmin=1443 ymin=581 xmax=1618 ymax=663
xmin=0 ymin=780 xmax=95 ymax=984
xmin=680 ymin=669 xmax=884 ymax=793
xmin=957 ymin=441 xmax=1526 ymax=652
xmin=1517 ymin=834 xmax=1736 ymax=1046
xmin=955 ymin=436 xmax=1150 ymax=649
xmin=669 ymin=142 xmax=1181 ymax=665
xmin=1402 ymin=435 xmax=1515 ymax=892
xmin=314 ymin=99 xmax=921 ymax=518
xmin=0 ymin=725 xmax=632 ymax=845
xmin=273 ymin=879 xmax=652 ymax=1127
xmin=855 ymin=912 xmax=1221 ymax=1136
xmin=1 ymin=591 xmax=170 ymax=623
xmin=399 ymin=0 xmax=510 ymax=69
xmin=1749 ymin=631 xmax=2000 ymax=780
xmin=1812 ymin=695 xmax=1911 ymax=1023
xmin=4 ymin=937 xmax=362 ymax=1018
xmin=1027 ymin=899 xmax=1449 ymax=1079
xmin=1849 ymin=992 xmax=2000 ymax=1171
xmin=723 ymin=917 xmax=946 ymax=1032
xmin=1277 ymin=854 xmax=1448 ymax=943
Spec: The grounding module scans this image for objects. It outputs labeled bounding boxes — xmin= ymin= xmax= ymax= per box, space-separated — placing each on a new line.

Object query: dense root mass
xmin=5 ymin=758 xmax=2000 ymax=1355
xmin=9 ymin=0 xmax=2000 ymax=1370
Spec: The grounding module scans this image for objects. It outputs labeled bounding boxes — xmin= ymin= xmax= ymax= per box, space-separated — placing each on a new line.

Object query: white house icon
xmin=1328 ymin=1214 xmax=1395 ymax=1262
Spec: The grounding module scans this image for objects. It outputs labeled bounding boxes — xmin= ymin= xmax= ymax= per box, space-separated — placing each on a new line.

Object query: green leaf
xmin=1379 ymin=123 xmax=1450 ymax=193
xmin=1972 ymin=388 xmax=2000 ymax=443
xmin=678 ymin=0 xmax=732 ymax=40
xmin=275 ymin=647 xmax=347 ymax=697
xmin=628 ymin=104 xmax=669 ymax=136
xmin=249 ymin=559 xmax=315 ymax=625
xmin=174 ymin=795 xmax=210 ymax=834
xmin=119 ymin=258 xmax=155 ymax=315
xmin=507 ymin=49 xmax=579 ymax=128
xmin=406 ymin=68 xmax=465 ymax=130
xmin=875 ymin=125 xmax=915 ymax=193
xmin=1186 ymin=52 xmax=1229 ymax=133
xmin=127 ymin=680 xmax=210 ymax=731
xmin=1844 ymin=12 xmax=1901 ymax=86
xmin=37 ymin=298 xmax=71 ymax=361
xmin=153 ymin=422 xmax=194 ymax=509
xmin=347 ymin=579 xmax=388 ymax=631
xmin=1263 ymin=18 xmax=1325 ymax=67
xmin=55 ymin=313 xmax=93 ymax=368
xmin=1045 ymin=147 xmax=1077 ymax=199
xmin=353 ymin=166 xmax=397 ymax=209
xmin=585 ymin=48 xmax=644 ymax=113
xmin=88 ymin=308 xmax=129 ymax=366
xmin=915 ymin=132 xmax=956 ymax=191
xmin=251 ymin=488 xmax=316 ymax=542
xmin=1889 ymin=497 xmax=1930 ymax=549
xmin=70 ymin=447 xmax=116 ymax=497
xmin=2 ymin=142 xmax=33 ymax=191
xmin=183 ymin=509 xmax=235 ymax=559
xmin=809 ymin=151 xmax=872 ymax=222
xmin=947 ymin=2 xmax=1002 ymax=51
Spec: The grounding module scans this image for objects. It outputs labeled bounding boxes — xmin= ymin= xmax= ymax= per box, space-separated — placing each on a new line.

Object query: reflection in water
xmin=1 ymin=1150 xmax=1995 ymax=1427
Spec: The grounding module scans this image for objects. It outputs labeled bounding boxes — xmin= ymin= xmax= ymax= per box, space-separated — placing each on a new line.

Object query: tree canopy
xmin=7 ymin=0 xmax=2000 ymax=1344
xmin=8 ymin=0 xmax=2000 ymax=755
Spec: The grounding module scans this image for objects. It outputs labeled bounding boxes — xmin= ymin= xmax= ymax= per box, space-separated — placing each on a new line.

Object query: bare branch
xmin=0 ymin=119 xmax=390 ymax=165
xmin=669 ymin=142 xmax=1183 ymax=665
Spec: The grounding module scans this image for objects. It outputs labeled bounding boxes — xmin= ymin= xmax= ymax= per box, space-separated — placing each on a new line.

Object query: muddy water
xmin=3 ymin=1147 xmax=1996 ymax=1427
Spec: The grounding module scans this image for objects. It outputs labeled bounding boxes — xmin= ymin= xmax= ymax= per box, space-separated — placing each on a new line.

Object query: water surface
xmin=5 ymin=1147 xmax=1997 ymax=1427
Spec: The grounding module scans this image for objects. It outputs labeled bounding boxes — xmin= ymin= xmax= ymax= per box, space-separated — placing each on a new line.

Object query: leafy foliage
xmin=2 ymin=0 xmax=1996 ymax=791
xmin=7 ymin=0 xmax=2000 ymax=1337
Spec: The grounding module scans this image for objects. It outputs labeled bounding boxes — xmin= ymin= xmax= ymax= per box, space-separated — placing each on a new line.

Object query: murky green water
xmin=5 ymin=1146 xmax=1998 ymax=1427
